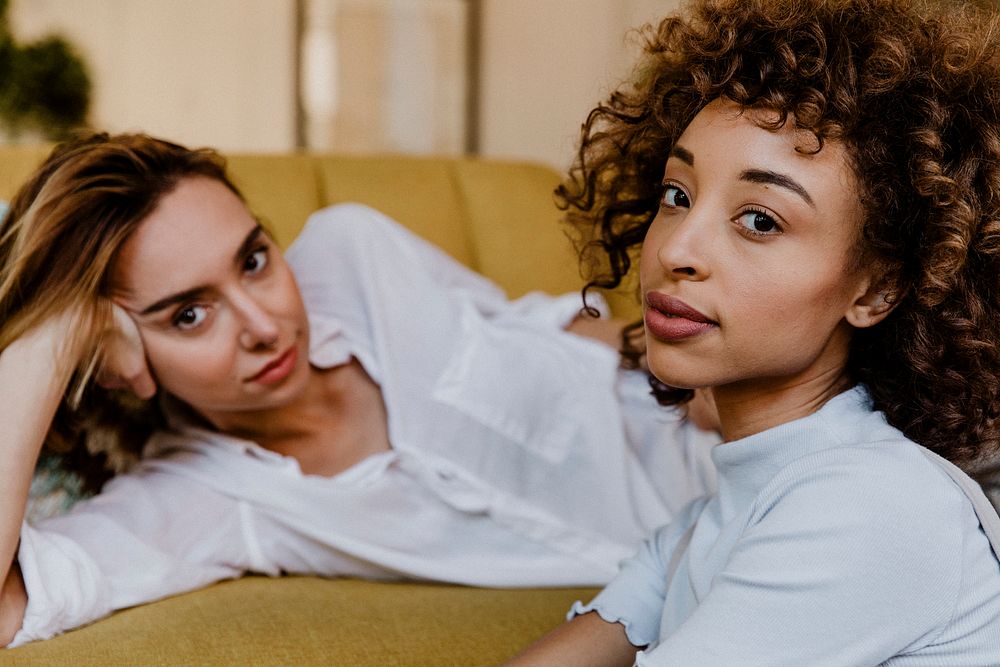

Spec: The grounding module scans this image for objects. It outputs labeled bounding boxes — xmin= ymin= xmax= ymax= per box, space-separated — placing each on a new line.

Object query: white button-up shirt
xmin=13 ymin=204 xmax=718 ymax=646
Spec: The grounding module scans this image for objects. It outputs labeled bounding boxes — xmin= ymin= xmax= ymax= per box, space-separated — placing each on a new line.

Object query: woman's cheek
xmin=147 ymin=338 xmax=237 ymax=398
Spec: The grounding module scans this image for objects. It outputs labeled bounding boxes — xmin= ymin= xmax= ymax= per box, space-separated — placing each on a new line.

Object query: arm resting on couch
xmin=504 ymin=611 xmax=639 ymax=667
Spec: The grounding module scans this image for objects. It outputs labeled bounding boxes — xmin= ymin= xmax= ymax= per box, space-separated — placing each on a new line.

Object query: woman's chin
xmin=646 ymin=364 xmax=710 ymax=391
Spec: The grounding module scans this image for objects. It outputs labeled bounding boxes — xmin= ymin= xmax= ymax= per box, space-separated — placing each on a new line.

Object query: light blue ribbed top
xmin=578 ymin=386 xmax=1000 ymax=666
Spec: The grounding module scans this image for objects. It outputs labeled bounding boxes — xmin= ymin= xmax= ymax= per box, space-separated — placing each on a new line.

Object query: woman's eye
xmin=735 ymin=210 xmax=781 ymax=235
xmin=662 ymin=184 xmax=690 ymax=208
xmin=244 ymin=248 xmax=269 ymax=274
xmin=172 ymin=305 xmax=207 ymax=331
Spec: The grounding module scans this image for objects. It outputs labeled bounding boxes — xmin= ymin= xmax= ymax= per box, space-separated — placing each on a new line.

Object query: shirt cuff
xmin=9 ymin=522 xmax=111 ymax=647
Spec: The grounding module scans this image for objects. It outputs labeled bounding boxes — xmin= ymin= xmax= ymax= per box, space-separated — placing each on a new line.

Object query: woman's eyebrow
xmin=740 ymin=169 xmax=815 ymax=208
xmin=138 ymin=286 xmax=208 ymax=316
xmin=234 ymin=225 xmax=266 ymax=265
xmin=137 ymin=224 xmax=265 ymax=316
xmin=669 ymin=145 xmax=695 ymax=166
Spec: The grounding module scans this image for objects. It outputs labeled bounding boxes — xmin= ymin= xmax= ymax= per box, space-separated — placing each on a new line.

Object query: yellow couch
xmin=0 ymin=147 xmax=607 ymax=665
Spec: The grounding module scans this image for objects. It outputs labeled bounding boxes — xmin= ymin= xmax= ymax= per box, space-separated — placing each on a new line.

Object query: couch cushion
xmin=315 ymin=155 xmax=477 ymax=268
xmin=6 ymin=577 xmax=599 ymax=665
xmin=225 ymin=154 xmax=324 ymax=249
xmin=0 ymin=145 xmax=53 ymax=201
xmin=454 ymin=159 xmax=583 ymax=299
xmin=0 ymin=149 xmax=324 ymax=253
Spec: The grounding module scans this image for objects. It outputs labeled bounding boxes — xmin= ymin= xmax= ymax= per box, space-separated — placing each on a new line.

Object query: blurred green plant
xmin=0 ymin=0 xmax=90 ymax=140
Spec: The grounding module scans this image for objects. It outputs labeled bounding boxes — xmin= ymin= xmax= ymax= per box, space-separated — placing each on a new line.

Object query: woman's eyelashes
xmin=661 ymin=182 xmax=689 ymax=208
xmin=734 ymin=207 xmax=782 ymax=237
xmin=660 ymin=181 xmax=783 ymax=238
xmin=244 ymin=246 xmax=269 ymax=275
xmin=168 ymin=246 xmax=272 ymax=332
xmin=172 ymin=304 xmax=209 ymax=331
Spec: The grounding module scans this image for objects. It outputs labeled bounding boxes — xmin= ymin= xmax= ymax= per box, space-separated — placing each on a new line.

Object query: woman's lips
xmin=247 ymin=345 xmax=298 ymax=384
xmin=644 ymin=292 xmax=718 ymax=341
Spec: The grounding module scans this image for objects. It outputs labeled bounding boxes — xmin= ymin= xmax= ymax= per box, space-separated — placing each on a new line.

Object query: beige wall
xmin=10 ymin=0 xmax=297 ymax=152
xmin=478 ymin=0 xmax=681 ymax=170
xmin=6 ymin=0 xmax=680 ymax=163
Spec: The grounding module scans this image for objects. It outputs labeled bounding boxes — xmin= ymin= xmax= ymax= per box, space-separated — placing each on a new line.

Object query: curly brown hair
xmin=558 ymin=0 xmax=1000 ymax=469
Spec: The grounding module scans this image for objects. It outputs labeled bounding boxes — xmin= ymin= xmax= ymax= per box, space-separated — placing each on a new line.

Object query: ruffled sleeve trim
xmin=568 ymin=599 xmax=655 ymax=649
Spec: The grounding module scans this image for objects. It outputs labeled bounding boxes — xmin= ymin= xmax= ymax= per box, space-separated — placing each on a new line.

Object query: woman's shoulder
xmin=286 ymin=203 xmax=414 ymax=261
xmin=811 ymin=386 xmax=994 ymax=508
xmin=789 ymin=386 xmax=963 ymax=501
xmin=736 ymin=389 xmax=966 ymax=536
xmin=770 ymin=423 xmax=965 ymax=511
xmin=284 ymin=203 xmax=445 ymax=300
xmin=749 ymin=433 xmax=972 ymax=580
xmin=724 ymin=387 xmax=963 ymax=523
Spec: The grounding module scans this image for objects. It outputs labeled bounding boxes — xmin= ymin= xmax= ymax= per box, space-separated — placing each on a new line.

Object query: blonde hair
xmin=0 ymin=132 xmax=243 ymax=490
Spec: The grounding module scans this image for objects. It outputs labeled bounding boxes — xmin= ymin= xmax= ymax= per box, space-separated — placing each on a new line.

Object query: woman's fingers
xmin=97 ymin=304 xmax=156 ymax=399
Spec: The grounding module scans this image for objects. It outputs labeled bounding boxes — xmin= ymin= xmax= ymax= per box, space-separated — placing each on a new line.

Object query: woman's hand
xmin=95 ymin=304 xmax=156 ymax=400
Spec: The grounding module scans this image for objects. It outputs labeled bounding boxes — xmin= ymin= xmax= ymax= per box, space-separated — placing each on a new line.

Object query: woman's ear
xmin=845 ymin=277 xmax=900 ymax=329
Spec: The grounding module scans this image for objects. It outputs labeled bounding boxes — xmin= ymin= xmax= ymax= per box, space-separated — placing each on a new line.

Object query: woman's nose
xmin=655 ymin=207 xmax=713 ymax=281
xmin=233 ymin=292 xmax=280 ymax=350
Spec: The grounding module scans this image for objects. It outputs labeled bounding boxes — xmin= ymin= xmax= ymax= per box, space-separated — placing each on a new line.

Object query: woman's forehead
xmin=111 ymin=177 xmax=257 ymax=300
xmin=674 ymin=99 xmax=853 ymax=184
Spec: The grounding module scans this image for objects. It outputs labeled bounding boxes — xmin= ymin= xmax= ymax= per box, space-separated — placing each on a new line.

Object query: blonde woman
xmin=0 ymin=133 xmax=717 ymax=646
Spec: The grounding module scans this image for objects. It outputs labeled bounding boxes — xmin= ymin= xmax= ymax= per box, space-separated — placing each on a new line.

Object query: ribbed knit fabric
xmin=576 ymin=387 xmax=1000 ymax=666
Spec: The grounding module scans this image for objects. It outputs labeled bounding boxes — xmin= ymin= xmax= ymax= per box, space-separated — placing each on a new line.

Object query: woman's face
xmin=640 ymin=98 xmax=877 ymax=396
xmin=112 ymin=176 xmax=311 ymax=420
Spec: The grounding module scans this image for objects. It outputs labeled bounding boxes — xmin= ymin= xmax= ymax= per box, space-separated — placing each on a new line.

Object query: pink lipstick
xmin=644 ymin=292 xmax=717 ymax=341
xmin=247 ymin=345 xmax=298 ymax=384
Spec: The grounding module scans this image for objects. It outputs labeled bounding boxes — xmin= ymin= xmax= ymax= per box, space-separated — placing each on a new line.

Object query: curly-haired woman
xmin=509 ymin=0 xmax=1000 ymax=664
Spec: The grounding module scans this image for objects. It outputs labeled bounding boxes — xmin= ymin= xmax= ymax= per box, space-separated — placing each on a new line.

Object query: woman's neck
xmin=207 ymin=366 xmax=334 ymax=443
xmin=198 ymin=359 xmax=392 ymax=475
xmin=711 ymin=363 xmax=854 ymax=443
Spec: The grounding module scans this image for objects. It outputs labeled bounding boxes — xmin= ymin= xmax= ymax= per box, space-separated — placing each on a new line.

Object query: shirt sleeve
xmin=570 ymin=498 xmax=708 ymax=648
xmin=637 ymin=450 xmax=967 ymax=666
xmin=9 ymin=467 xmax=252 ymax=647
xmin=286 ymin=203 xmax=603 ymax=333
